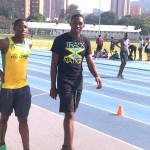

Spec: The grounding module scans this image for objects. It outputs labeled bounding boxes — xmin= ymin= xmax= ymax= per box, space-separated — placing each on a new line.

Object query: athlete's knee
xmin=65 ymin=112 xmax=74 ymax=120
xmin=18 ymin=117 xmax=28 ymax=126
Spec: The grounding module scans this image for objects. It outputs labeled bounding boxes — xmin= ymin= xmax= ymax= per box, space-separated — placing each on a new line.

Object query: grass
xmin=0 ymin=34 xmax=147 ymax=60
xmin=32 ymin=39 xmax=147 ymax=60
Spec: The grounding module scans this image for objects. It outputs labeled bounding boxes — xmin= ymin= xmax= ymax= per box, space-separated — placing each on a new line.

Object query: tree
xmin=59 ymin=9 xmax=65 ymax=19
xmin=100 ymin=11 xmax=117 ymax=25
xmin=0 ymin=0 xmax=20 ymax=22
xmin=117 ymin=15 xmax=132 ymax=26
xmin=84 ymin=14 xmax=99 ymax=24
xmin=66 ymin=4 xmax=80 ymax=22
xmin=0 ymin=16 xmax=11 ymax=30
xmin=131 ymin=15 xmax=150 ymax=35
xmin=27 ymin=13 xmax=46 ymax=22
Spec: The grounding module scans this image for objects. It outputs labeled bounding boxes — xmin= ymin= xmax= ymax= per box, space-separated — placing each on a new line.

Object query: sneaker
xmin=117 ymin=74 xmax=124 ymax=79
xmin=61 ymin=145 xmax=69 ymax=150
xmin=0 ymin=144 xmax=7 ymax=150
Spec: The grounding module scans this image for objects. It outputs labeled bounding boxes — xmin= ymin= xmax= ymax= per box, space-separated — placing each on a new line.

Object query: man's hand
xmin=50 ymin=88 xmax=57 ymax=100
xmin=0 ymin=70 xmax=4 ymax=83
xmin=95 ymin=76 xmax=102 ymax=89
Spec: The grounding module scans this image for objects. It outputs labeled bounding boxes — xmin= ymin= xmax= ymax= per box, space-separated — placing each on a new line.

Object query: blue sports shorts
xmin=0 ymin=85 xmax=31 ymax=117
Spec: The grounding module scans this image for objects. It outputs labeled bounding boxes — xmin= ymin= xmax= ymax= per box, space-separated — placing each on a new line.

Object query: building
xmin=50 ymin=0 xmax=68 ymax=19
xmin=131 ymin=0 xmax=150 ymax=14
xmin=8 ymin=0 xmax=44 ymax=19
xmin=28 ymin=22 xmax=141 ymax=40
xmin=44 ymin=0 xmax=51 ymax=19
xmin=130 ymin=6 xmax=141 ymax=16
xmin=111 ymin=0 xmax=130 ymax=19
xmin=30 ymin=0 xmax=44 ymax=15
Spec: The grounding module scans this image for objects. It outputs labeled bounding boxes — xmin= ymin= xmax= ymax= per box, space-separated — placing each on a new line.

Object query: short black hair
xmin=71 ymin=13 xmax=84 ymax=21
xmin=13 ymin=18 xmax=26 ymax=28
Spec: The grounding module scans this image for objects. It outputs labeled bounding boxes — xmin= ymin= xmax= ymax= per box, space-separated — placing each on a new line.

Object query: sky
xmin=68 ymin=0 xmax=138 ymax=13
xmin=68 ymin=0 xmax=111 ymax=13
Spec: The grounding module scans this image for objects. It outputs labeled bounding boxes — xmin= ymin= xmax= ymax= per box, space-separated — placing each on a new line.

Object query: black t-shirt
xmin=51 ymin=32 xmax=91 ymax=90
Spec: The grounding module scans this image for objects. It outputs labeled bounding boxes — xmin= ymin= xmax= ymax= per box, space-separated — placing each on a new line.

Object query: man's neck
xmin=69 ymin=31 xmax=80 ymax=40
xmin=12 ymin=35 xmax=25 ymax=44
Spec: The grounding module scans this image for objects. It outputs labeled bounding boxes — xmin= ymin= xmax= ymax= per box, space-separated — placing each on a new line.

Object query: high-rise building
xmin=44 ymin=0 xmax=51 ymax=19
xmin=30 ymin=0 xmax=44 ymax=15
xmin=130 ymin=6 xmax=141 ymax=16
xmin=8 ymin=0 xmax=44 ymax=19
xmin=111 ymin=0 xmax=130 ymax=19
xmin=131 ymin=0 xmax=150 ymax=14
xmin=52 ymin=0 xmax=68 ymax=19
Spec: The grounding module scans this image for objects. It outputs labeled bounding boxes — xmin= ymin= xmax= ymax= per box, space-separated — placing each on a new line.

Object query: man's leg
xmin=18 ymin=117 xmax=30 ymax=150
xmin=0 ymin=115 xmax=9 ymax=145
xmin=118 ymin=62 xmax=126 ymax=75
xmin=63 ymin=112 xmax=74 ymax=150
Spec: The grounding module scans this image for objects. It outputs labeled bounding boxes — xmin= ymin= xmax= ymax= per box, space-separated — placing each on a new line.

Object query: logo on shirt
xmin=64 ymin=42 xmax=84 ymax=64
xmin=10 ymin=44 xmax=30 ymax=59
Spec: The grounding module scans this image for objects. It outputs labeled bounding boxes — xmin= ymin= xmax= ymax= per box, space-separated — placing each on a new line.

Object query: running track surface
xmin=0 ymin=49 xmax=150 ymax=150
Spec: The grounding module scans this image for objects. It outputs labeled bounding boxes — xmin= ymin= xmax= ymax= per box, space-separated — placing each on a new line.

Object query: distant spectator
xmin=138 ymin=36 xmax=144 ymax=61
xmin=110 ymin=37 xmax=115 ymax=56
xmin=145 ymin=37 xmax=150 ymax=61
xmin=128 ymin=44 xmax=137 ymax=60
xmin=109 ymin=51 xmax=119 ymax=60
xmin=95 ymin=35 xmax=104 ymax=58
xmin=99 ymin=49 xmax=108 ymax=58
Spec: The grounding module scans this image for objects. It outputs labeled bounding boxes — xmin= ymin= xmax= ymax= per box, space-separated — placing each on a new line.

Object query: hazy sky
xmin=68 ymin=0 xmax=111 ymax=13
xmin=68 ymin=0 xmax=138 ymax=13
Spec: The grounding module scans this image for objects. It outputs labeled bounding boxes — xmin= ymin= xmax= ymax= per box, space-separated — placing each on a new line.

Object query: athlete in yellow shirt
xmin=0 ymin=18 xmax=32 ymax=150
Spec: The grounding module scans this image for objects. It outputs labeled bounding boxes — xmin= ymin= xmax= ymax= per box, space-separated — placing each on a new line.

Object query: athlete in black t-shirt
xmin=50 ymin=13 xmax=102 ymax=150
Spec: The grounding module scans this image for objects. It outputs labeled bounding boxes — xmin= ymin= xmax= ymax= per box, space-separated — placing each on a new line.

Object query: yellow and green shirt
xmin=1 ymin=37 xmax=30 ymax=89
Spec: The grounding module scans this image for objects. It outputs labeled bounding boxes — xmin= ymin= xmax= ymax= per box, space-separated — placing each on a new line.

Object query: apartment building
xmin=8 ymin=0 xmax=43 ymax=18
xmin=111 ymin=0 xmax=130 ymax=19
xmin=51 ymin=0 xmax=68 ymax=19
xmin=130 ymin=6 xmax=141 ymax=16
xmin=30 ymin=0 xmax=43 ymax=15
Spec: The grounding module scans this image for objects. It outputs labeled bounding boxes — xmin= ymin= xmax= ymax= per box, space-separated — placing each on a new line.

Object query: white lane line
xmin=32 ymin=92 xmax=48 ymax=97
xmin=81 ymin=101 xmax=150 ymax=126
xmin=28 ymin=74 xmax=150 ymax=97
xmin=30 ymin=86 xmax=150 ymax=125
xmin=32 ymin=104 xmax=144 ymax=150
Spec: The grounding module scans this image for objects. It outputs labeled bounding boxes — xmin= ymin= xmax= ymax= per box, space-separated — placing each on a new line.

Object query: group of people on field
xmin=0 ymin=14 xmax=102 ymax=150
xmin=95 ymin=34 xmax=150 ymax=62
xmin=94 ymin=33 xmax=150 ymax=79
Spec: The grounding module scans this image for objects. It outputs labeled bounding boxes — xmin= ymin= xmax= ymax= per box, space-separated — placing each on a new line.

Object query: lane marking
xmin=32 ymin=92 xmax=48 ymax=97
xmin=31 ymin=104 xmax=144 ymax=150
xmin=30 ymin=86 xmax=150 ymax=125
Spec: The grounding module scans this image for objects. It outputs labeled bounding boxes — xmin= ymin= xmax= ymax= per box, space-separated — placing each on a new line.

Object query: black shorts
xmin=96 ymin=45 xmax=102 ymax=51
xmin=58 ymin=89 xmax=82 ymax=113
xmin=0 ymin=85 xmax=31 ymax=117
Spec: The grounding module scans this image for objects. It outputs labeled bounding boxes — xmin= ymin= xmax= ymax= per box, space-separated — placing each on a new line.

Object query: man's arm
xmin=0 ymin=38 xmax=9 ymax=53
xmin=85 ymin=54 xmax=102 ymax=89
xmin=0 ymin=38 xmax=8 ymax=83
xmin=115 ymin=39 xmax=121 ymax=49
xmin=28 ymin=39 xmax=32 ymax=49
xmin=50 ymin=52 xmax=59 ymax=99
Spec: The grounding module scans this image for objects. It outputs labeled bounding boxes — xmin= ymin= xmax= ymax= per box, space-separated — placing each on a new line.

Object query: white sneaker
xmin=117 ymin=74 xmax=124 ymax=79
